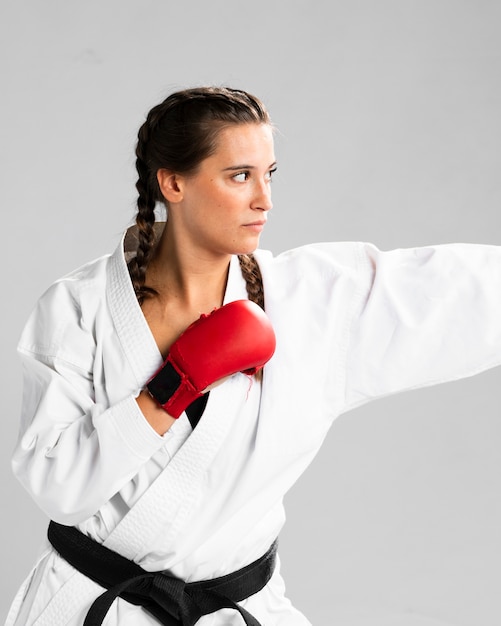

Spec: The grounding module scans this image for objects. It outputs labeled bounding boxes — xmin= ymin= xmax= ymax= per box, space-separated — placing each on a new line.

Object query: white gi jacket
xmin=6 ymin=228 xmax=501 ymax=626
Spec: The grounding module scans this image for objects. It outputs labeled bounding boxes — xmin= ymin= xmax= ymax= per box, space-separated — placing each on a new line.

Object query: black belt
xmin=48 ymin=521 xmax=277 ymax=626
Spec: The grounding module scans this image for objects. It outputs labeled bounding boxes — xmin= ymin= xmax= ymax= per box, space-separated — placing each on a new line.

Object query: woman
xmin=6 ymin=86 xmax=501 ymax=625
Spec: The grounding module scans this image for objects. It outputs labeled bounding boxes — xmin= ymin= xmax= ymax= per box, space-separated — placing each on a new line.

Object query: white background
xmin=1 ymin=1 xmax=500 ymax=624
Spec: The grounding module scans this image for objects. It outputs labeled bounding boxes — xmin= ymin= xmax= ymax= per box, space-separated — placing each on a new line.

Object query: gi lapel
xmin=103 ymin=372 xmax=254 ymax=560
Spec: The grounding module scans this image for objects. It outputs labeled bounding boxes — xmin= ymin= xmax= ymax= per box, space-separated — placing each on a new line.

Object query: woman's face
xmin=165 ymin=123 xmax=276 ymax=258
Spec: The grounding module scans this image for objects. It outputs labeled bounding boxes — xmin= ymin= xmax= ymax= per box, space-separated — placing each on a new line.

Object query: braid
xmin=128 ymin=117 xmax=162 ymax=304
xmin=238 ymin=254 xmax=266 ymax=382
xmin=238 ymin=254 xmax=265 ymax=310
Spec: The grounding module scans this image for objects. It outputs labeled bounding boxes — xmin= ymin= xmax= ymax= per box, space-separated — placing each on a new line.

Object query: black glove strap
xmin=147 ymin=361 xmax=181 ymax=406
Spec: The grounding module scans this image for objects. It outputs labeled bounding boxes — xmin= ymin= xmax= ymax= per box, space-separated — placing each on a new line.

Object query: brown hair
xmin=129 ymin=86 xmax=271 ymax=309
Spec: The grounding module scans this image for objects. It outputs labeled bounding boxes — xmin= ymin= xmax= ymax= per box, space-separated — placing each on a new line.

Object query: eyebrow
xmin=222 ymin=161 xmax=277 ymax=172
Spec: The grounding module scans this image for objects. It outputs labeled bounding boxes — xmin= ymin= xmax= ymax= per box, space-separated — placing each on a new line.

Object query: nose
xmin=251 ymin=181 xmax=273 ymax=212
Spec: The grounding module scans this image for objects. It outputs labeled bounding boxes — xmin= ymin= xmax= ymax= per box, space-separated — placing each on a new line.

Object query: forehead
xmin=211 ymin=123 xmax=275 ymax=163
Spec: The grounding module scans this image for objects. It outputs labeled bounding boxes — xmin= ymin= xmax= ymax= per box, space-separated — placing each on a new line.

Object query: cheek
xmin=186 ymin=181 xmax=243 ymax=223
xmin=211 ymin=190 xmax=241 ymax=215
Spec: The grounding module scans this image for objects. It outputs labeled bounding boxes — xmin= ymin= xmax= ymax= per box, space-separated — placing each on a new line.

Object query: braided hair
xmin=129 ymin=86 xmax=270 ymax=309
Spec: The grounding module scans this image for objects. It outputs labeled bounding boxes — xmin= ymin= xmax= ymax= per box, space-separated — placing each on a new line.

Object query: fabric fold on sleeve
xmin=344 ymin=242 xmax=501 ymax=411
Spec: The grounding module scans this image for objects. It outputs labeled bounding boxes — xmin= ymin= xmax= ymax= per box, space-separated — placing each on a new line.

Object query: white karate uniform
xmin=6 ymin=228 xmax=501 ymax=625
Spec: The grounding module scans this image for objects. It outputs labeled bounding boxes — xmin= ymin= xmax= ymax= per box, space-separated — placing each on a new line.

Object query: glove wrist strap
xmin=147 ymin=359 xmax=201 ymax=419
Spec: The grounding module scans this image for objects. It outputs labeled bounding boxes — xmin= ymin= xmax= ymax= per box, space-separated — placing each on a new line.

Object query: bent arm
xmin=12 ymin=281 xmax=167 ymax=526
xmin=12 ymin=350 xmax=166 ymax=526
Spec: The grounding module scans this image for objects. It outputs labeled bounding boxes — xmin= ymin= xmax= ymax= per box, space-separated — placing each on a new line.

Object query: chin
xmin=236 ymin=243 xmax=259 ymax=256
xmin=238 ymin=235 xmax=262 ymax=255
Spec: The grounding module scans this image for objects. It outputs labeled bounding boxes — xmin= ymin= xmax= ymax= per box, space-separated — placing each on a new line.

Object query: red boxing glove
xmin=146 ymin=300 xmax=276 ymax=418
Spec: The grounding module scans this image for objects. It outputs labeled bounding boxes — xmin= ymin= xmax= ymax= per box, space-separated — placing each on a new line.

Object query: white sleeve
xmin=344 ymin=242 xmax=501 ymax=411
xmin=12 ymin=282 xmax=165 ymax=526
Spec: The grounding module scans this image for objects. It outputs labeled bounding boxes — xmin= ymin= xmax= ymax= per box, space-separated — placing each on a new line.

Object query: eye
xmin=266 ymin=167 xmax=277 ymax=182
xmin=232 ymin=171 xmax=250 ymax=183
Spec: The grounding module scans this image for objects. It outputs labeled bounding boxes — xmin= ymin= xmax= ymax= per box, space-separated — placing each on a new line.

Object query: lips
xmin=242 ymin=220 xmax=266 ymax=233
xmin=243 ymin=220 xmax=267 ymax=227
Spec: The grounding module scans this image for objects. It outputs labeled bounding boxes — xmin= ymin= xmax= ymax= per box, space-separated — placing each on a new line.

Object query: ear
xmin=156 ymin=169 xmax=184 ymax=203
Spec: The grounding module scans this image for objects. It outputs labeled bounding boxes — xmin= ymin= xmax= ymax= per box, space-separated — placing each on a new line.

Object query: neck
xmin=146 ymin=223 xmax=231 ymax=311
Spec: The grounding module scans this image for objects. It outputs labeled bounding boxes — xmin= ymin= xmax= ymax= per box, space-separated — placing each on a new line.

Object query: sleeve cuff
xmin=105 ymin=394 xmax=166 ymax=459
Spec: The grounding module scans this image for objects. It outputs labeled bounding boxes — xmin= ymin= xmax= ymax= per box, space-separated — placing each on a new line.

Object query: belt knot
xmin=148 ymin=571 xmax=202 ymax=624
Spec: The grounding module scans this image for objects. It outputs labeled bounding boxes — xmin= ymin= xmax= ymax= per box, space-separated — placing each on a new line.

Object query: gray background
xmin=1 ymin=1 xmax=500 ymax=624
